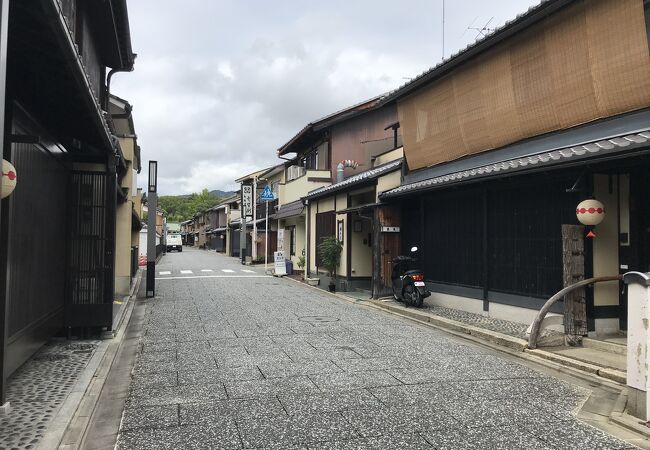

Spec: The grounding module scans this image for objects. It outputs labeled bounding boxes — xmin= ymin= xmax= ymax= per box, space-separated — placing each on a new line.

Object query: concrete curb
xmin=610 ymin=390 xmax=650 ymax=439
xmin=40 ymin=272 xmax=142 ymax=450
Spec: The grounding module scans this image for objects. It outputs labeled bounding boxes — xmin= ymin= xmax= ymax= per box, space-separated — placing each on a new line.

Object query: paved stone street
xmin=115 ymin=247 xmax=639 ymax=449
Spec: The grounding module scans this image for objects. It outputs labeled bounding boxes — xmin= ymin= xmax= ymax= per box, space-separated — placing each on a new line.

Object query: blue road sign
xmin=259 ymin=185 xmax=275 ymax=201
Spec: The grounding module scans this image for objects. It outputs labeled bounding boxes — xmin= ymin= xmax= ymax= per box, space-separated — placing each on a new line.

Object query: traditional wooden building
xmin=380 ymin=0 xmax=650 ymax=336
xmin=275 ymin=98 xmax=401 ymax=276
xmin=108 ymin=94 xmax=142 ymax=296
xmin=0 ymin=0 xmax=135 ymax=404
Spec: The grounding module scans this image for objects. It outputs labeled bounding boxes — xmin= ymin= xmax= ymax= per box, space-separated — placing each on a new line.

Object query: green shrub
xmin=318 ymin=236 xmax=342 ymax=282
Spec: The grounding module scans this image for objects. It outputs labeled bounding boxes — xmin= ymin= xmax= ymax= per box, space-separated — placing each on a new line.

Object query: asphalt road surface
xmin=114 ymin=247 xmax=641 ymax=449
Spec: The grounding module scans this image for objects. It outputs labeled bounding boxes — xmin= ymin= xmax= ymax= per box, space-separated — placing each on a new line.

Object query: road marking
xmin=159 ymin=271 xmax=171 ymax=275
xmin=241 ymin=269 xmax=256 ymax=273
xmin=156 ymin=275 xmax=270 ymax=280
xmin=180 ymin=270 xmax=193 ymax=274
xmin=222 ymin=269 xmax=235 ymax=273
xmin=201 ymin=269 xmax=213 ymax=272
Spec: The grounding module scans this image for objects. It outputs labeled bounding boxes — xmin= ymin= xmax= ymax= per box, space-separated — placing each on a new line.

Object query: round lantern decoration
xmin=1 ymin=159 xmax=17 ymax=199
xmin=576 ymin=199 xmax=605 ymax=226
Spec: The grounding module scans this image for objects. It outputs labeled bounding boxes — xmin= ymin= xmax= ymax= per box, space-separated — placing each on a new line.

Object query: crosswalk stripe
xmin=180 ymin=270 xmax=193 ymax=274
xmin=222 ymin=269 xmax=235 ymax=273
xmin=241 ymin=269 xmax=255 ymax=273
xmin=156 ymin=275 xmax=269 ymax=280
xmin=201 ymin=269 xmax=213 ymax=272
xmin=159 ymin=271 xmax=171 ymax=275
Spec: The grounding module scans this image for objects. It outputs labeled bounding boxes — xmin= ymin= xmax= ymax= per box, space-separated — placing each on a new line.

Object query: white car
xmin=166 ymin=234 xmax=183 ymax=252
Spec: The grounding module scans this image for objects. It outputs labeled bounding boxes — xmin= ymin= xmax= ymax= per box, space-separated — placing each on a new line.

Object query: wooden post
xmin=0 ymin=0 xmax=10 ymax=409
xmin=372 ymin=208 xmax=381 ymax=299
xmin=562 ymin=224 xmax=587 ymax=343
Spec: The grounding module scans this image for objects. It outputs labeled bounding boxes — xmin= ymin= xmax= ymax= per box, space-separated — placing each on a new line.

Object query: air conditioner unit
xmin=287 ymin=165 xmax=306 ymax=181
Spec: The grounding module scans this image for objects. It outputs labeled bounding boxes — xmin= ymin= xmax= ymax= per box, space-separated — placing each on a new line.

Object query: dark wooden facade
xmin=0 ymin=0 xmax=134 ymax=402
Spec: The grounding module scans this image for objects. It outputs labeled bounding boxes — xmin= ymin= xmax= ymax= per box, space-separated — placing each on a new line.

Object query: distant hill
xmin=158 ymin=188 xmax=232 ymax=222
xmin=210 ymin=190 xmax=237 ymax=198
xmin=175 ymin=190 xmax=235 ymax=199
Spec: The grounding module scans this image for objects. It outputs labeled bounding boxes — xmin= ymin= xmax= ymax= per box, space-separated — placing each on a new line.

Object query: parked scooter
xmin=391 ymin=247 xmax=430 ymax=307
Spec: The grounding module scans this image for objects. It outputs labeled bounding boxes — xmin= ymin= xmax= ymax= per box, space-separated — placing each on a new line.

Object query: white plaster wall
xmin=593 ymin=174 xmax=620 ymax=307
xmin=594 ymin=318 xmax=620 ymax=336
xmin=428 ymin=292 xmax=485 ymax=315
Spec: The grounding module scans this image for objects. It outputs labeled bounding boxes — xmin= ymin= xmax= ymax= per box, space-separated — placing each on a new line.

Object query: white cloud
xmin=113 ymin=0 xmax=539 ymax=195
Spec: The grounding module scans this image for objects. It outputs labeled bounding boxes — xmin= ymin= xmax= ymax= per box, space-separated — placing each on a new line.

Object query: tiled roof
xmin=381 ymin=131 xmax=650 ymax=199
xmin=305 ymin=159 xmax=402 ymax=200
xmin=277 ymin=94 xmax=386 ymax=155
xmin=271 ymin=199 xmax=304 ymax=220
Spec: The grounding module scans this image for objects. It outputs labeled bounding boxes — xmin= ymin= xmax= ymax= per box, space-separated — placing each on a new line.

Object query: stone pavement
xmin=115 ymin=248 xmax=640 ymax=449
xmin=0 ymin=340 xmax=99 ymax=450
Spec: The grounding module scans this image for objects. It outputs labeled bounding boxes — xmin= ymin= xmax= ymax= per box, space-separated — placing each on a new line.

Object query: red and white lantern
xmin=576 ymin=199 xmax=605 ymax=226
xmin=1 ymin=159 xmax=16 ymax=199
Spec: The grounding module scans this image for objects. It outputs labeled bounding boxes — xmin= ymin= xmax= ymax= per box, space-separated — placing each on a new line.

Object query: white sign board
xmin=274 ymin=251 xmax=287 ymax=276
xmin=277 ymin=229 xmax=284 ymax=252
xmin=242 ymin=185 xmax=253 ymax=219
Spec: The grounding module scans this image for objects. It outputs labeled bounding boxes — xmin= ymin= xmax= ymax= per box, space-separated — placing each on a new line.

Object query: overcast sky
xmin=112 ymin=0 xmax=539 ymax=195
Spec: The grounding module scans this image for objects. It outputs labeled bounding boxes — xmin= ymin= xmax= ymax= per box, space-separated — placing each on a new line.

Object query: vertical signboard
xmin=242 ymin=185 xmax=253 ymax=220
xmin=274 ymin=251 xmax=287 ymax=276
xmin=240 ymin=184 xmax=252 ymax=264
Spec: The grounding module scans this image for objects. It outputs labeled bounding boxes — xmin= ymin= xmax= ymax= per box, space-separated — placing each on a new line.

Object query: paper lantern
xmin=1 ymin=159 xmax=16 ymax=199
xmin=576 ymin=199 xmax=605 ymax=226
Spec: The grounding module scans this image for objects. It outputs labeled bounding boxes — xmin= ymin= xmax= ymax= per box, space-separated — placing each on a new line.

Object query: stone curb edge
xmin=39 ymin=271 xmax=142 ymax=450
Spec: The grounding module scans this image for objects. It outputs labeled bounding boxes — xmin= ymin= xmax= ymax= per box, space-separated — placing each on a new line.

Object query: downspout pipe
xmin=336 ymin=160 xmax=360 ymax=183
xmin=105 ymin=58 xmax=136 ymax=110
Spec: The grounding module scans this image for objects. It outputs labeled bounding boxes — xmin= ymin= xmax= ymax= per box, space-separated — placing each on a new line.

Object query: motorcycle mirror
xmin=410 ymin=246 xmax=418 ymax=253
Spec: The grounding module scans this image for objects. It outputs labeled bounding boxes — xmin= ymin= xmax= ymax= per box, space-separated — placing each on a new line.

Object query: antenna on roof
xmin=442 ymin=0 xmax=445 ymax=59
xmin=465 ymin=16 xmax=495 ymax=41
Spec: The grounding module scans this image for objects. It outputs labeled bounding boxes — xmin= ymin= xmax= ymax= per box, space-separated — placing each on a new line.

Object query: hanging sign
xmin=1 ymin=159 xmax=17 ymax=199
xmin=274 ymin=251 xmax=287 ymax=276
xmin=259 ymin=185 xmax=275 ymax=202
xmin=242 ymin=185 xmax=253 ymax=219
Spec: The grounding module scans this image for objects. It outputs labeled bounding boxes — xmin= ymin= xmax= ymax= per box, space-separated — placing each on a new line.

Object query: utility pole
xmin=264 ymin=200 xmax=269 ymax=271
xmin=252 ymin=177 xmax=257 ymax=260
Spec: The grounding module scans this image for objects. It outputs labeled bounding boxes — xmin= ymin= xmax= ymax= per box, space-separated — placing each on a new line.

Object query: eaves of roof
xmin=235 ymin=166 xmax=275 ymax=183
xmin=277 ymin=95 xmax=385 ymax=156
xmin=380 ymin=122 xmax=650 ymax=199
xmin=304 ymin=159 xmax=402 ymax=201
xmin=270 ymin=199 xmax=304 ymax=220
xmin=47 ymin=0 xmax=117 ymax=154
xmin=380 ymin=0 xmax=568 ymax=105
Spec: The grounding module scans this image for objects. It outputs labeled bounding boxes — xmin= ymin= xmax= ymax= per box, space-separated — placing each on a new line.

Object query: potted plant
xmin=297 ymin=255 xmax=306 ymax=280
xmin=318 ymin=236 xmax=343 ymax=292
